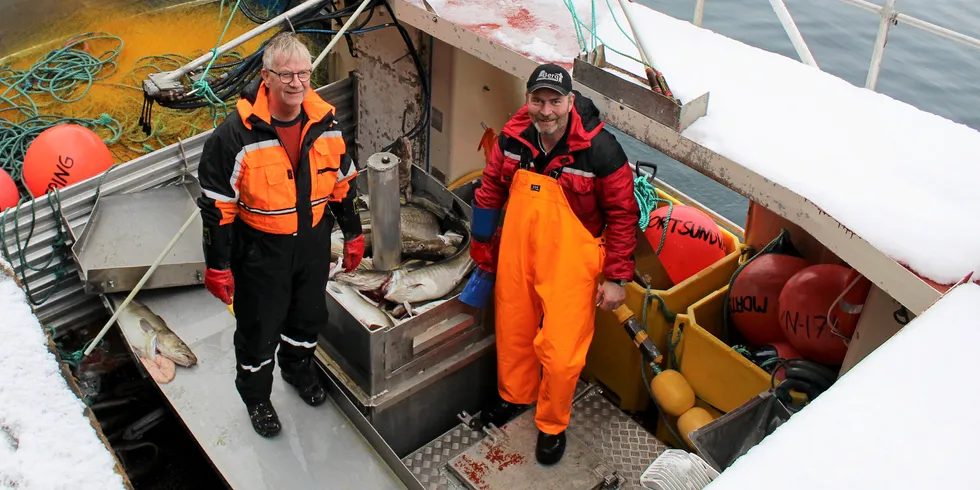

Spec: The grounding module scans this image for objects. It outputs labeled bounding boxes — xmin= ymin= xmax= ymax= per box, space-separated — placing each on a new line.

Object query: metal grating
xmin=567 ymin=388 xmax=667 ymax=489
xmin=403 ymin=382 xmax=667 ymax=490
xmin=0 ymin=76 xmax=358 ymax=335
xmin=404 ymin=425 xmax=484 ymax=490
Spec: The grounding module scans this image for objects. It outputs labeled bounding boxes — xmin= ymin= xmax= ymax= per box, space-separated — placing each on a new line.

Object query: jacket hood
xmin=502 ymin=90 xmax=604 ymax=156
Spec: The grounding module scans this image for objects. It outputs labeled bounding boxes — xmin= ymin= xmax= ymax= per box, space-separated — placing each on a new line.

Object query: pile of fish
xmin=115 ymin=299 xmax=198 ymax=384
xmin=329 ymin=194 xmax=475 ymax=322
xmin=329 ymin=204 xmax=465 ymax=263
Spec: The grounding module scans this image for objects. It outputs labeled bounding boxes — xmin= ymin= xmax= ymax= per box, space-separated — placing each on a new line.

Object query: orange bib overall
xmin=495 ymin=164 xmax=606 ymax=435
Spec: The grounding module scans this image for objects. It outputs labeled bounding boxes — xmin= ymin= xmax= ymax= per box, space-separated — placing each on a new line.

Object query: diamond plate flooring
xmin=567 ymin=388 xmax=668 ymax=489
xmin=402 ymin=381 xmax=667 ymax=489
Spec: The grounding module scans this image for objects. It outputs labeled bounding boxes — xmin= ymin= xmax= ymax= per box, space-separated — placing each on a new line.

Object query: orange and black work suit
xmin=197 ymin=80 xmax=361 ymax=406
xmin=474 ymin=92 xmax=640 ymax=435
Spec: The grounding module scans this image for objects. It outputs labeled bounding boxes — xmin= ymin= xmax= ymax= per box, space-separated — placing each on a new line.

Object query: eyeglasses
xmin=268 ymin=69 xmax=312 ymax=84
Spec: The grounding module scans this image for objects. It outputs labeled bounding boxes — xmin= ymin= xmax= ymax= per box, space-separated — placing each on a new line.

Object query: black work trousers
xmin=230 ymin=215 xmax=333 ymax=406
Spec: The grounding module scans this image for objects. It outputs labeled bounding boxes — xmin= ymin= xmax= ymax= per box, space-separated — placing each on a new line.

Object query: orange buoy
xmin=728 ymin=253 xmax=810 ymax=346
xmin=644 ymin=205 xmax=727 ymax=284
xmin=830 ymin=269 xmax=872 ymax=339
xmin=22 ymin=124 xmax=113 ymax=197
xmin=778 ymin=264 xmax=851 ymax=366
xmin=0 ymin=169 xmax=19 ymax=211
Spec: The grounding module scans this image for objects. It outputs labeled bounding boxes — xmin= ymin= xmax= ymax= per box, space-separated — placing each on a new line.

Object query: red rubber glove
xmin=343 ymin=234 xmax=365 ymax=273
xmin=205 ymin=268 xmax=234 ymax=305
xmin=470 ymin=230 xmax=501 ymax=274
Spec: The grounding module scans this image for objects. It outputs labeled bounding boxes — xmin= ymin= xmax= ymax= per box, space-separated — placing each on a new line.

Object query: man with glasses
xmin=196 ymin=32 xmax=364 ymax=437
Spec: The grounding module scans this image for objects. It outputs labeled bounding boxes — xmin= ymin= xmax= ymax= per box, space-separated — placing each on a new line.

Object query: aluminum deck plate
xmin=403 ymin=384 xmax=667 ymax=490
xmin=107 ymin=286 xmax=405 ymax=490
xmin=447 ymin=409 xmax=614 ymax=490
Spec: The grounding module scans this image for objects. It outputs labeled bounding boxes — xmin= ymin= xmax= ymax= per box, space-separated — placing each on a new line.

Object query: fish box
xmin=321 ymin=162 xmax=485 ymax=398
xmin=320 ymin=162 xmax=495 ymax=455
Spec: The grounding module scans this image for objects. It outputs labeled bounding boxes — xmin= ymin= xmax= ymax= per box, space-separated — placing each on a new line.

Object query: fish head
xmin=161 ymin=346 xmax=199 ymax=368
xmin=383 ymin=270 xmax=438 ymax=304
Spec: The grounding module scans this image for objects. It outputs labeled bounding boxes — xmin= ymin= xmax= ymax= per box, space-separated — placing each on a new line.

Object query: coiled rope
xmin=633 ymin=174 xmax=673 ymax=255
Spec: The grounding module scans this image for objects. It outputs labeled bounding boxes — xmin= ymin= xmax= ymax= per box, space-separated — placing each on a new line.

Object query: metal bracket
xmin=592 ymin=464 xmax=621 ymax=488
xmin=456 ymin=410 xmax=507 ymax=443
xmin=144 ymin=71 xmax=183 ymax=98
xmin=481 ymin=422 xmax=507 ymax=445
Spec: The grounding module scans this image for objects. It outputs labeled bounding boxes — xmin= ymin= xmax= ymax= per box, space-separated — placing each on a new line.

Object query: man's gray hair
xmin=262 ymin=32 xmax=313 ymax=70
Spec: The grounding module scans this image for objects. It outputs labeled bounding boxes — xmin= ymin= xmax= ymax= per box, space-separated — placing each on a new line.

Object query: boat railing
xmin=691 ymin=0 xmax=980 ymax=90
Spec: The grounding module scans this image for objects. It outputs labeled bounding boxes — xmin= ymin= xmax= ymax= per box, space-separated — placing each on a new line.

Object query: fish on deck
xmin=116 ymin=298 xmax=198 ymax=384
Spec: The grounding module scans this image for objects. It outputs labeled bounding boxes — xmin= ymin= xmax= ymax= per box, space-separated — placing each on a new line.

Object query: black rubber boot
xmin=479 ymin=397 xmax=529 ymax=429
xmin=247 ymin=400 xmax=282 ymax=438
xmin=535 ymin=431 xmax=566 ymax=465
xmin=281 ymin=359 xmax=327 ymax=407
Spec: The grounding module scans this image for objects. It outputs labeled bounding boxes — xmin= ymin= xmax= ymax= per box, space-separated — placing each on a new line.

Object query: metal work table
xmin=107 ymin=286 xmax=405 ymax=490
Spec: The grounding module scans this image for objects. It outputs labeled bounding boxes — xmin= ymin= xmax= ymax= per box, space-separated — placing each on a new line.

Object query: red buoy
xmin=728 ymin=253 xmax=810 ymax=346
xmin=644 ymin=205 xmax=727 ymax=284
xmin=22 ymin=124 xmax=113 ymax=197
xmin=0 ymin=169 xmax=19 ymax=211
xmin=779 ymin=264 xmax=852 ymax=365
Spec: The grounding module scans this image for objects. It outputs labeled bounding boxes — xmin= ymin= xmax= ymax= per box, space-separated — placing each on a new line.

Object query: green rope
xmin=634 ymin=174 xmax=673 ymax=255
xmin=604 ymin=0 xmax=638 ymax=48
xmin=188 ymin=0 xmax=244 ymax=128
xmin=562 ymin=0 xmax=654 ymax=68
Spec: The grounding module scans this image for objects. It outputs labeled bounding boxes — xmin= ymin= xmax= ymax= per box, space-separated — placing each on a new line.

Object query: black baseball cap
xmin=526 ymin=63 xmax=572 ymax=95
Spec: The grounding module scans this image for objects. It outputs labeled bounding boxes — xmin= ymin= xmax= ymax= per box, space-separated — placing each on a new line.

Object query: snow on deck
xmin=420 ymin=0 xmax=980 ymax=286
xmin=0 ymin=260 xmax=126 ymax=490
xmin=705 ymin=282 xmax=980 ymax=489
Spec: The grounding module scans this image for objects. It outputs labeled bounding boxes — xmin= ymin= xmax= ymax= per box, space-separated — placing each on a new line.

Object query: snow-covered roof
xmin=420 ymin=0 xmax=980 ymax=286
xmin=0 ymin=260 xmax=126 ymax=490
xmin=704 ymin=281 xmax=980 ymax=489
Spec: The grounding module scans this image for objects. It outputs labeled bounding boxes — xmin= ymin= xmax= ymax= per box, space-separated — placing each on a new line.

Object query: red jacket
xmin=474 ymin=92 xmax=640 ymax=282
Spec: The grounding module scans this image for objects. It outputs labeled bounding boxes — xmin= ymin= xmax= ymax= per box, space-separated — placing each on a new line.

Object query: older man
xmin=461 ymin=63 xmax=640 ymax=464
xmin=196 ymin=32 xmax=364 ymax=437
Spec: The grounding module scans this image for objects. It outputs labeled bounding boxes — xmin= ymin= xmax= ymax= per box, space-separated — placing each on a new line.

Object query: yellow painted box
xmin=582 ymin=189 xmax=744 ymax=413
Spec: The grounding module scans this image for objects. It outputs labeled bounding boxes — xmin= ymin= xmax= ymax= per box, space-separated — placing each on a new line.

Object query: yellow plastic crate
xmin=671 ymin=285 xmax=773 ymax=413
xmin=583 ymin=191 xmax=744 ymax=412
xmin=653 ymin=284 xmax=775 ymax=449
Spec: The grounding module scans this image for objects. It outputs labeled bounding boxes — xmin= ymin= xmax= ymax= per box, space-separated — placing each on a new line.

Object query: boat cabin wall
xmin=327 ymin=3 xmax=430 ymax=177
xmin=331 ymin=3 xmax=525 ymax=188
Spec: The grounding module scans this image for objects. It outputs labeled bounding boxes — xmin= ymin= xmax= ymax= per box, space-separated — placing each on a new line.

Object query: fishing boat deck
xmin=105 ymin=282 xmax=676 ymax=489
xmin=105 ymin=286 xmax=406 ymax=490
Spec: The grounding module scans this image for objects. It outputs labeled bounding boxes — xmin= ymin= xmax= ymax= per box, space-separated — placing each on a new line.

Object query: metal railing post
xmin=866 ymin=0 xmax=897 ymax=90
xmin=693 ymin=0 xmax=706 ymax=27
xmin=768 ymin=0 xmax=819 ymax=68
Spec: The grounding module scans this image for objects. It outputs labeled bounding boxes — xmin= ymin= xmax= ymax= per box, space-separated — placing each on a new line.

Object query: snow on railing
xmin=691 ymin=0 xmax=980 ymax=90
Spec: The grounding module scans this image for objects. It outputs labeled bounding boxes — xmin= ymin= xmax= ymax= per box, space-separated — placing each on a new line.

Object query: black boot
xmin=536 ymin=431 xmax=566 ymax=465
xmin=281 ymin=358 xmax=327 ymax=407
xmin=247 ymin=400 xmax=282 ymax=438
xmin=479 ymin=397 xmax=529 ymax=429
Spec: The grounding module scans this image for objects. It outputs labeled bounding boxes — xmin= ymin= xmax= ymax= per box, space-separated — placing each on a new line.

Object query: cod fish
xmin=383 ymin=239 xmax=475 ymax=307
xmin=116 ymin=299 xmax=198 ymax=383
xmin=360 ymin=204 xmax=442 ymax=242
xmin=391 ymin=136 xmax=413 ymax=203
